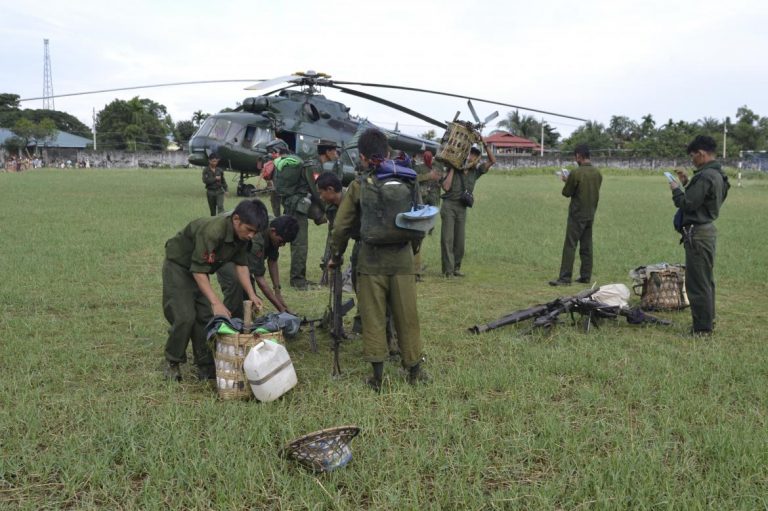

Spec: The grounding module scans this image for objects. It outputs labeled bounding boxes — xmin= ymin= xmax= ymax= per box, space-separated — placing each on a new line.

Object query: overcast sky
xmin=2 ymin=0 xmax=767 ymax=138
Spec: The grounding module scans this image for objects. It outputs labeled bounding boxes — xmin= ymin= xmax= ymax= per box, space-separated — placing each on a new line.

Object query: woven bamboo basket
xmin=435 ymin=121 xmax=481 ymax=169
xmin=634 ymin=266 xmax=690 ymax=311
xmin=214 ymin=330 xmax=285 ymax=400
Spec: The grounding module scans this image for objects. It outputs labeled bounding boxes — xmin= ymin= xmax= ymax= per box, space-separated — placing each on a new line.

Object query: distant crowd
xmin=1 ymin=156 xmax=92 ymax=171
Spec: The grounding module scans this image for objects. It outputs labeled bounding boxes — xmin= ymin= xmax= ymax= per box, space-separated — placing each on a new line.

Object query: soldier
xmin=549 ymin=144 xmax=603 ymax=286
xmin=202 ymin=152 xmax=228 ymax=216
xmin=162 ymin=199 xmax=266 ymax=382
xmin=670 ymin=135 xmax=730 ymax=336
xmin=328 ymin=128 xmax=426 ymax=391
xmin=267 ymin=139 xmax=319 ymax=290
xmin=315 ymin=138 xmax=343 ymax=181
xmin=440 ymin=142 xmax=495 ymax=278
xmin=217 ymin=215 xmax=300 ymax=318
xmin=415 ymin=150 xmax=443 ymax=207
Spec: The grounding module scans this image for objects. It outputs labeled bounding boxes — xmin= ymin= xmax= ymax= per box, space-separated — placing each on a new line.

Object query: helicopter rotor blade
xmin=244 ymin=75 xmax=302 ymax=91
xmin=330 ymin=85 xmax=447 ymax=130
xmin=467 ymin=100 xmax=481 ymax=124
xmin=18 ymin=79 xmax=266 ymax=102
xmin=484 ymin=111 xmax=500 ymax=124
xmin=331 ymin=80 xmax=589 ymax=122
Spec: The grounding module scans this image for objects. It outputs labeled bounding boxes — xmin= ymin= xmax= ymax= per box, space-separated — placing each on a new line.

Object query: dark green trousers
xmin=215 ymin=262 xmax=248 ymax=320
xmin=162 ymin=260 xmax=214 ymax=368
xmin=440 ymin=199 xmax=467 ymax=275
xmin=684 ymin=223 xmax=717 ymax=332
xmin=270 ymin=190 xmax=282 ymax=217
xmin=289 ymin=211 xmax=309 ymax=287
xmin=356 ymin=274 xmax=422 ymax=368
xmin=206 ymin=190 xmax=225 ymax=216
xmin=558 ymin=215 xmax=594 ymax=281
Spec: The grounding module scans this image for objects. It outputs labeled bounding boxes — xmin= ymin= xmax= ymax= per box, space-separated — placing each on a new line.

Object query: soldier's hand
xmin=675 ymin=169 xmax=689 ymax=186
xmin=250 ymin=296 xmax=264 ymax=312
xmin=212 ymin=302 xmax=231 ymax=318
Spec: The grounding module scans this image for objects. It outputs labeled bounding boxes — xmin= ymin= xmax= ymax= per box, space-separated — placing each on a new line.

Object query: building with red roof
xmin=483 ymin=130 xmax=542 ymax=155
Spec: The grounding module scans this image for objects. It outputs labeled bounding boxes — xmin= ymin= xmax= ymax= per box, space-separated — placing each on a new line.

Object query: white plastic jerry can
xmin=243 ymin=339 xmax=297 ymax=402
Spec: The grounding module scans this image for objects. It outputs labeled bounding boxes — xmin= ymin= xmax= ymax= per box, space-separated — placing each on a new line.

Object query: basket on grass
xmin=212 ymin=300 xmax=285 ymax=400
xmin=630 ymin=264 xmax=690 ymax=311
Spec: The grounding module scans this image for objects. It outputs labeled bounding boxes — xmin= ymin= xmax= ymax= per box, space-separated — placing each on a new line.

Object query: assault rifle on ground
xmin=468 ymin=288 xmax=671 ymax=335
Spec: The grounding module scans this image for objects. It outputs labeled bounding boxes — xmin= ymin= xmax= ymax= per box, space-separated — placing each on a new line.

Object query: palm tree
xmin=496 ymin=110 xmax=539 ymax=138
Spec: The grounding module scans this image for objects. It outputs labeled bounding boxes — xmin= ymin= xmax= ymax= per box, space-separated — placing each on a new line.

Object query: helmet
xmin=266 ymin=139 xmax=290 ymax=154
xmin=395 ymin=205 xmax=439 ymax=232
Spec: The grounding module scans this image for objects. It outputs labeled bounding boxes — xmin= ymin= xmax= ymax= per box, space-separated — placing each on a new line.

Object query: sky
xmin=2 ymin=0 xmax=767 ymax=139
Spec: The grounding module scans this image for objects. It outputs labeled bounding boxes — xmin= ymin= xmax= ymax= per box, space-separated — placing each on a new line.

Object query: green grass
xmin=1 ymin=167 xmax=766 ymax=510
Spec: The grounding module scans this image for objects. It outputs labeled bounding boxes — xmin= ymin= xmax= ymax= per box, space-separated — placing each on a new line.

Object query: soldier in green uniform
xmin=162 ymin=199 xmax=267 ymax=382
xmin=328 ymin=128 xmax=426 ymax=391
xmin=267 ymin=139 xmax=319 ymax=290
xmin=670 ymin=135 xmax=729 ymax=336
xmin=414 ymin=150 xmax=444 ymax=279
xmin=549 ymin=144 xmax=603 ymax=286
xmin=316 ymin=139 xmax=343 ymax=181
xmin=415 ymin=150 xmax=443 ymax=207
xmin=202 ymin=153 xmax=228 ymax=216
xmin=440 ymin=143 xmax=495 ymax=277
xmin=217 ymin=215 xmax=300 ymax=318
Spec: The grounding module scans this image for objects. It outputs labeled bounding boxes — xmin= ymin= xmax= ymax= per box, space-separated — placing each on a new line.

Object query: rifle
xmin=469 ymin=288 xmax=670 ymax=334
xmin=319 ymin=228 xmax=332 ymax=286
xmin=323 ymin=257 xmax=355 ymax=376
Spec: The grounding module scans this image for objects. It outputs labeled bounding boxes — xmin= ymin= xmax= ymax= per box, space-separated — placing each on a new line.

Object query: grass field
xmin=1 ymin=167 xmax=766 ymax=510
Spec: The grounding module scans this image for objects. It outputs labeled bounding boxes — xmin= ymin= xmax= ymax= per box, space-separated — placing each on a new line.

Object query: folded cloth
xmin=253 ymin=312 xmax=302 ymax=339
xmin=205 ymin=315 xmax=245 ymax=341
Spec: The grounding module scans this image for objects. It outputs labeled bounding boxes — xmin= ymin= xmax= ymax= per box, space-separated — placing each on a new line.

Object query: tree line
xmin=485 ymin=107 xmax=768 ymax=158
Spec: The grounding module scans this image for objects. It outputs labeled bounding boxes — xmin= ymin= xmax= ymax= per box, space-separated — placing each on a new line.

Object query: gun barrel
xmin=469 ymin=304 xmax=549 ymax=334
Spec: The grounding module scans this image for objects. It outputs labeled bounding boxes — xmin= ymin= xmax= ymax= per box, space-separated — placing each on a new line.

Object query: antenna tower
xmin=43 ymin=39 xmax=55 ymax=110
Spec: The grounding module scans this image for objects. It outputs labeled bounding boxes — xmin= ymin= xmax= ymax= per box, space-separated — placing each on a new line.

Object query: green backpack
xmin=359 ymin=174 xmax=424 ymax=245
xmin=273 ymin=156 xmax=306 ymax=197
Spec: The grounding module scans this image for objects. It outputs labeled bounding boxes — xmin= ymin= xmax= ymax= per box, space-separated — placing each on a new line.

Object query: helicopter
xmin=18 ymin=71 xmax=589 ymax=195
xmin=186 ymin=71 xmax=589 ymax=195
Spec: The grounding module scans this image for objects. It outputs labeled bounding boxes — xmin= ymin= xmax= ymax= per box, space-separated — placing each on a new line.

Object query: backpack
xmin=273 ymin=156 xmax=306 ymax=196
xmin=359 ymin=160 xmax=423 ymax=245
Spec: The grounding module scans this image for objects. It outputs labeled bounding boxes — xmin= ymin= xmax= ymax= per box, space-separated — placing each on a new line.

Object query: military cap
xmin=316 ymin=139 xmax=340 ymax=152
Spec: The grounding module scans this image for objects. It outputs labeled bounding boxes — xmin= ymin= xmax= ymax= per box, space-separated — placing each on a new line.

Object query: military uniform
xmin=275 ymin=156 xmax=318 ymax=288
xmin=672 ymin=161 xmax=729 ymax=333
xmin=556 ymin=163 xmax=602 ymax=282
xmin=330 ymin=176 xmax=422 ymax=368
xmin=415 ymin=161 xmax=443 ymax=207
xmin=202 ymin=166 xmax=228 ymax=216
xmin=163 ymin=214 xmax=249 ymax=373
xmin=440 ymin=162 xmax=489 ymax=275
xmin=217 ymin=226 xmax=280 ymax=318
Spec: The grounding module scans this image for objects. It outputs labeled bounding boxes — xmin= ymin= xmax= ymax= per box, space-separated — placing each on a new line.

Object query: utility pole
xmin=92 ymin=108 xmax=97 ymax=151
xmin=723 ymin=123 xmax=728 ymax=159
xmin=540 ymin=118 xmax=544 ymax=156
xmin=42 ymin=39 xmax=54 ymax=110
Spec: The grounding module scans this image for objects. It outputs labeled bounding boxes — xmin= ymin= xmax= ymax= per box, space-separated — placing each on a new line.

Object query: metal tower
xmin=43 ymin=39 xmax=54 ymax=110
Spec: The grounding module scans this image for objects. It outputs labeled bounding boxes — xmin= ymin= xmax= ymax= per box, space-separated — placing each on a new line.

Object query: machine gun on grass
xmin=468 ymin=288 xmax=671 ymax=335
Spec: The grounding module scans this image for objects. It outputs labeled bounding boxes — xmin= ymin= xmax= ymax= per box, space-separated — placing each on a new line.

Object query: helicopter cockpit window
xmin=210 ymin=119 xmax=232 ymax=141
xmin=244 ymin=126 xmax=272 ymax=150
xmin=194 ymin=117 xmax=216 ymax=137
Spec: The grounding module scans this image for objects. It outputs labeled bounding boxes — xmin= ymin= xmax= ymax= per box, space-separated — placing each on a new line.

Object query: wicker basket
xmin=435 ymin=121 xmax=481 ymax=169
xmin=214 ymin=331 xmax=284 ymax=400
xmin=632 ymin=265 xmax=690 ymax=311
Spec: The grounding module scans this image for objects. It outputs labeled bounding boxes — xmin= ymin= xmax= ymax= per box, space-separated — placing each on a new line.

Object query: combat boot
xmin=407 ymin=363 xmax=430 ymax=385
xmin=164 ymin=361 xmax=182 ymax=382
